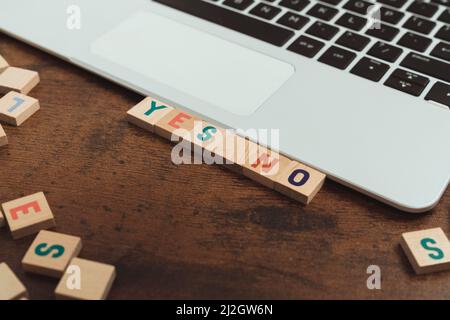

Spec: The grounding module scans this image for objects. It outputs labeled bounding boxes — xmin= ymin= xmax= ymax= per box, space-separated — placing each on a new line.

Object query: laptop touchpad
xmin=91 ymin=12 xmax=294 ymax=116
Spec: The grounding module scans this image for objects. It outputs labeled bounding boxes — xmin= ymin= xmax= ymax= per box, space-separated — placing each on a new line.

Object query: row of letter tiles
xmin=127 ymin=97 xmax=326 ymax=205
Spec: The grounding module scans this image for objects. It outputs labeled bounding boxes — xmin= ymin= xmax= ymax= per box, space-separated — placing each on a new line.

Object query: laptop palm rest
xmin=91 ymin=12 xmax=294 ymax=116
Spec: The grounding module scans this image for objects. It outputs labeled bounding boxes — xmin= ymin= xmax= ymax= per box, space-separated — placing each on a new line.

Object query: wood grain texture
xmin=0 ymin=34 xmax=449 ymax=300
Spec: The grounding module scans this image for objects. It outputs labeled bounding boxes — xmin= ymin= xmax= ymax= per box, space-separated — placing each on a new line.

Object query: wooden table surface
xmin=1 ymin=33 xmax=449 ymax=300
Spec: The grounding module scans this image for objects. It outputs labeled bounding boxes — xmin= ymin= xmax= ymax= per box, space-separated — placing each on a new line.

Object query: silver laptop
xmin=1 ymin=0 xmax=449 ymax=212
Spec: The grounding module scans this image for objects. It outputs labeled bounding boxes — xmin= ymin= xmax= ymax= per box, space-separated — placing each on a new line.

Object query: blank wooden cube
xmin=2 ymin=192 xmax=56 ymax=239
xmin=401 ymin=228 xmax=450 ymax=274
xmin=0 ymin=124 xmax=7 ymax=147
xmin=274 ymin=161 xmax=326 ymax=205
xmin=0 ymin=67 xmax=40 ymax=95
xmin=22 ymin=230 xmax=82 ymax=278
xmin=0 ymin=91 xmax=40 ymax=126
xmin=243 ymin=145 xmax=292 ymax=189
xmin=155 ymin=109 xmax=199 ymax=141
xmin=55 ymin=258 xmax=116 ymax=300
xmin=0 ymin=263 xmax=28 ymax=300
xmin=126 ymin=97 xmax=174 ymax=133
xmin=0 ymin=55 xmax=9 ymax=73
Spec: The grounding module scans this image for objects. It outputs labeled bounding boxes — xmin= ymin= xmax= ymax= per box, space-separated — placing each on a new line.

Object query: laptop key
xmin=336 ymin=31 xmax=371 ymax=51
xmin=431 ymin=0 xmax=450 ymax=6
xmin=438 ymin=8 xmax=450 ymax=23
xmin=366 ymin=23 xmax=399 ymax=41
xmin=277 ymin=12 xmax=310 ymax=30
xmin=336 ymin=12 xmax=368 ymax=31
xmin=391 ymin=68 xmax=429 ymax=86
xmin=384 ymin=71 xmax=428 ymax=96
xmin=288 ymin=35 xmax=325 ymax=57
xmin=430 ymin=42 xmax=450 ymax=62
xmin=249 ymin=3 xmax=282 ymax=20
xmin=397 ymin=32 xmax=432 ymax=52
xmin=343 ymin=0 xmax=374 ymax=15
xmin=406 ymin=1 xmax=438 ymax=18
xmin=435 ymin=25 xmax=450 ymax=42
xmin=380 ymin=7 xmax=405 ymax=25
xmin=223 ymin=0 xmax=254 ymax=10
xmin=403 ymin=16 xmax=436 ymax=34
xmin=319 ymin=0 xmax=343 ymax=5
xmin=351 ymin=57 xmax=389 ymax=82
xmin=279 ymin=0 xmax=310 ymax=11
xmin=377 ymin=0 xmax=407 ymax=8
xmin=401 ymin=52 xmax=450 ymax=83
xmin=307 ymin=3 xmax=339 ymax=21
xmin=367 ymin=41 xmax=403 ymax=62
xmin=154 ymin=0 xmax=295 ymax=47
xmin=306 ymin=21 xmax=340 ymax=40
xmin=318 ymin=46 xmax=356 ymax=69
xmin=425 ymin=82 xmax=450 ymax=108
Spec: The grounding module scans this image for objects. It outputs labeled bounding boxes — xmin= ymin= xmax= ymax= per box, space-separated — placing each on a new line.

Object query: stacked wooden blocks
xmin=127 ymin=97 xmax=327 ymax=205
xmin=0 ymin=54 xmax=41 ymax=148
xmin=0 ymin=192 xmax=116 ymax=300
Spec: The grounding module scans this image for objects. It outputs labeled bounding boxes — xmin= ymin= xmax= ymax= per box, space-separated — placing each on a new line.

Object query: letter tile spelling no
xmin=22 ymin=230 xmax=82 ymax=278
xmin=274 ymin=161 xmax=326 ymax=205
xmin=401 ymin=228 xmax=450 ymax=274
xmin=1 ymin=192 xmax=56 ymax=239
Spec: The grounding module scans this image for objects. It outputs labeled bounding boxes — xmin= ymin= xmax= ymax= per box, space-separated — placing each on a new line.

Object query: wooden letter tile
xmin=187 ymin=121 xmax=226 ymax=155
xmin=2 ymin=192 xmax=56 ymax=239
xmin=0 ymin=91 xmax=40 ymax=126
xmin=0 ymin=124 xmax=7 ymax=147
xmin=55 ymin=257 xmax=116 ymax=300
xmin=155 ymin=109 xmax=199 ymax=141
xmin=0 ymin=207 xmax=4 ymax=228
xmin=22 ymin=230 xmax=82 ymax=278
xmin=0 ymin=67 xmax=40 ymax=95
xmin=243 ymin=145 xmax=292 ymax=189
xmin=126 ymin=97 xmax=174 ymax=133
xmin=0 ymin=55 xmax=9 ymax=73
xmin=0 ymin=262 xmax=28 ymax=300
xmin=274 ymin=161 xmax=326 ymax=205
xmin=401 ymin=228 xmax=450 ymax=274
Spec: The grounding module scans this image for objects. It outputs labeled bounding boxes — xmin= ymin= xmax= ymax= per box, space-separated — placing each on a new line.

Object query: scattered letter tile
xmin=22 ymin=230 xmax=82 ymax=278
xmin=0 ymin=67 xmax=40 ymax=95
xmin=401 ymin=227 xmax=450 ymax=274
xmin=0 ymin=91 xmax=40 ymax=126
xmin=0 ymin=124 xmax=7 ymax=147
xmin=0 ymin=262 xmax=28 ymax=300
xmin=55 ymin=257 xmax=116 ymax=300
xmin=2 ymin=192 xmax=56 ymax=239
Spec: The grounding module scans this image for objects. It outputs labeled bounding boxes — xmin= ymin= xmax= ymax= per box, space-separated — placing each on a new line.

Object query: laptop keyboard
xmin=154 ymin=0 xmax=450 ymax=109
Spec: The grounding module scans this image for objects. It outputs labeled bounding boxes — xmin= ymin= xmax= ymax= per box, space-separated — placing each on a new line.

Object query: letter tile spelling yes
xmin=1 ymin=192 xmax=56 ymax=239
